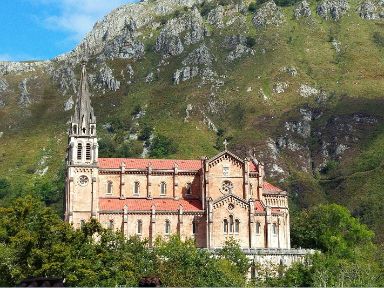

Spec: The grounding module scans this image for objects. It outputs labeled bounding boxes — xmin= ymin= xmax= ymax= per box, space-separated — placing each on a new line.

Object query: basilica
xmin=65 ymin=64 xmax=291 ymax=249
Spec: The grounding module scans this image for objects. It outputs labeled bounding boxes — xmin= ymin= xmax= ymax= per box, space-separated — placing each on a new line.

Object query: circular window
xmin=78 ymin=175 xmax=89 ymax=186
xmin=222 ymin=181 xmax=233 ymax=194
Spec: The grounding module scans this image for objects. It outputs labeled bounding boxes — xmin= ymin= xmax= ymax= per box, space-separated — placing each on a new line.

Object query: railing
xmin=207 ymin=248 xmax=316 ymax=256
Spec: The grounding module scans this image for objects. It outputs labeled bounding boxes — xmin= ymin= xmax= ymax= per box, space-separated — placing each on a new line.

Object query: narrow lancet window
xmin=160 ymin=182 xmax=167 ymax=195
xmin=165 ymin=220 xmax=171 ymax=235
xmin=77 ymin=143 xmax=83 ymax=160
xmin=86 ymin=143 xmax=91 ymax=161
xmin=137 ymin=220 xmax=142 ymax=235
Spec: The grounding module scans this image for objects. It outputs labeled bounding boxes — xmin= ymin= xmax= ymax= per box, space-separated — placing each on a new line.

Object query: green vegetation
xmin=0 ymin=196 xmax=248 ymax=286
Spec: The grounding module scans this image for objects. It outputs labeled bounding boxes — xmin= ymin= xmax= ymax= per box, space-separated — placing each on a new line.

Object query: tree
xmin=291 ymin=204 xmax=374 ymax=256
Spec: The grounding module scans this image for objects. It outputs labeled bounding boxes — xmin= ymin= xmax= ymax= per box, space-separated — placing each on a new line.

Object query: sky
xmin=0 ymin=0 xmax=138 ymax=61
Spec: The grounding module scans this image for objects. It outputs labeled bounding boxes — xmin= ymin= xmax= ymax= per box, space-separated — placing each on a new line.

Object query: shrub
xmin=248 ymin=2 xmax=257 ymax=12
xmin=149 ymin=135 xmax=177 ymax=157
xmin=373 ymin=32 xmax=384 ymax=47
xmin=246 ymin=36 xmax=256 ymax=48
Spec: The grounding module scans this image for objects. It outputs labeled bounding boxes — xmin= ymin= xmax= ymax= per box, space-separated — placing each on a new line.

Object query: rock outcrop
xmin=294 ymin=0 xmax=312 ymax=18
xmin=97 ymin=64 xmax=120 ymax=91
xmin=253 ymin=1 xmax=285 ymax=27
xmin=358 ymin=0 xmax=384 ymax=19
xmin=18 ymin=79 xmax=32 ymax=108
xmin=316 ymin=0 xmax=349 ymax=20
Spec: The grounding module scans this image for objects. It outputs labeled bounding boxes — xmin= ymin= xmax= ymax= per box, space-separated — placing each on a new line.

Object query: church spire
xmin=71 ymin=61 xmax=96 ymax=136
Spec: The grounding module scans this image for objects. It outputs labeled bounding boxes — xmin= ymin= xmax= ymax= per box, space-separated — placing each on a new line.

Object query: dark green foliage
xmin=275 ymin=0 xmax=301 ymax=6
xmin=291 ymin=204 xmax=374 ymax=256
xmin=200 ymin=1 xmax=217 ymax=16
xmin=0 ymin=179 xmax=10 ymax=199
xmin=248 ymin=2 xmax=257 ymax=12
xmin=373 ymin=32 xmax=384 ymax=47
xmin=138 ymin=126 xmax=153 ymax=142
xmin=0 ymin=197 xmax=249 ymax=287
xmin=149 ymin=135 xmax=178 ymax=157
xmin=246 ymin=36 xmax=256 ymax=48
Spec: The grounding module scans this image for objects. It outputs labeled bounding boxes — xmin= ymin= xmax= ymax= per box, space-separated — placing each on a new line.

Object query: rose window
xmin=79 ymin=175 xmax=89 ymax=186
xmin=222 ymin=180 xmax=233 ymax=193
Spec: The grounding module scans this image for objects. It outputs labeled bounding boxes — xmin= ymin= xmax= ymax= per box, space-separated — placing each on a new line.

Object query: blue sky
xmin=0 ymin=0 xmax=138 ymax=61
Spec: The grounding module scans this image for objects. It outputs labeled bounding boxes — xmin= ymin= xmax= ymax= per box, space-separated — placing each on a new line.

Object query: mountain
xmin=0 ymin=0 xmax=383 ymax=241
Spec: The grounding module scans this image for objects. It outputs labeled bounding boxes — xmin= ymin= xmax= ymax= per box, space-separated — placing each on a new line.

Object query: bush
xmin=373 ymin=32 xmax=384 ymax=47
xmin=246 ymin=36 xmax=256 ymax=48
xmin=248 ymin=2 xmax=257 ymax=12
xmin=149 ymin=135 xmax=178 ymax=157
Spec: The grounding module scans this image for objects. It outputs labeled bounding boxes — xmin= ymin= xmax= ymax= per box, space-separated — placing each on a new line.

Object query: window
xmin=77 ymin=143 xmax=83 ymax=160
xmin=160 ymin=182 xmax=167 ymax=195
xmin=256 ymin=222 xmax=261 ymax=234
xmin=222 ymin=180 xmax=233 ymax=194
xmin=235 ymin=219 xmax=240 ymax=233
xmin=192 ymin=221 xmax=197 ymax=234
xmin=229 ymin=215 xmax=234 ymax=233
xmin=250 ymin=183 xmax=253 ymax=196
xmin=223 ymin=219 xmax=228 ymax=233
xmin=272 ymin=223 xmax=277 ymax=235
xmin=109 ymin=219 xmax=114 ymax=230
xmin=137 ymin=220 xmax=142 ymax=235
xmin=73 ymin=125 xmax=77 ymax=134
xmin=107 ymin=181 xmax=113 ymax=195
xmin=86 ymin=143 xmax=91 ymax=161
xmin=186 ymin=182 xmax=192 ymax=195
xmin=165 ymin=220 xmax=171 ymax=235
xmin=223 ymin=166 xmax=230 ymax=176
xmin=90 ymin=126 xmax=95 ymax=135
xmin=133 ymin=181 xmax=140 ymax=195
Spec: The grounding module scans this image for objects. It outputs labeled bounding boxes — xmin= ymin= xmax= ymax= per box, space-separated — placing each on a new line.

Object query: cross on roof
xmin=223 ymin=139 xmax=228 ymax=150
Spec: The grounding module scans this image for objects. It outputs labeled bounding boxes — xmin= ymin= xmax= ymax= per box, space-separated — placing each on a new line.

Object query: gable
xmin=212 ymin=193 xmax=249 ymax=210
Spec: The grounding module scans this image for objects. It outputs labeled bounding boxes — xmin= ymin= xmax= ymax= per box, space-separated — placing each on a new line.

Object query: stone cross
xmin=223 ymin=139 xmax=228 ymax=150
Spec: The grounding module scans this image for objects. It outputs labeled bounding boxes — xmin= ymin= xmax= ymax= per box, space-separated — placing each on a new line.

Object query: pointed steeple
xmin=71 ymin=61 xmax=96 ymax=136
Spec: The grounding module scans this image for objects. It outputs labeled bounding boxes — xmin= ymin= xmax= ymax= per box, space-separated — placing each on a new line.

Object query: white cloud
xmin=37 ymin=0 xmax=135 ymax=42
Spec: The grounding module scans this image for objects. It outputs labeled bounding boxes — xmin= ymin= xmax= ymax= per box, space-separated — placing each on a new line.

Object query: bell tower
xmin=65 ymin=62 xmax=99 ymax=226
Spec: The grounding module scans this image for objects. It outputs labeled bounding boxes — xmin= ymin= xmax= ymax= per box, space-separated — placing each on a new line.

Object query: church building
xmin=65 ymin=64 xmax=291 ymax=249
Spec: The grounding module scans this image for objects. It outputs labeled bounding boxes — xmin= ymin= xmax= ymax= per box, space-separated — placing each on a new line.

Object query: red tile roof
xmin=99 ymin=198 xmax=203 ymax=212
xmin=254 ymin=200 xmax=265 ymax=212
xmin=263 ymin=181 xmax=283 ymax=192
xmin=98 ymin=158 xmax=202 ymax=170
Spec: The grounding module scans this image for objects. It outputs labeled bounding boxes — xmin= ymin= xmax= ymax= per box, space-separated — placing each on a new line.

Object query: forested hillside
xmin=0 ymin=0 xmax=383 ymax=243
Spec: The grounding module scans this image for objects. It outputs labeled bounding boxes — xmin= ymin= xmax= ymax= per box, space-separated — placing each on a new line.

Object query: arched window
xmin=235 ymin=219 xmax=240 ymax=233
xmin=223 ymin=219 xmax=228 ymax=233
xmin=186 ymin=182 xmax=192 ymax=195
xmin=165 ymin=220 xmax=171 ymax=235
xmin=86 ymin=143 xmax=91 ymax=161
xmin=272 ymin=223 xmax=277 ymax=235
xmin=73 ymin=125 xmax=77 ymax=134
xmin=107 ymin=181 xmax=113 ymax=195
xmin=160 ymin=182 xmax=167 ymax=195
xmin=137 ymin=220 xmax=142 ymax=235
xmin=133 ymin=181 xmax=140 ymax=195
xmin=250 ymin=183 xmax=253 ymax=196
xmin=77 ymin=143 xmax=83 ymax=160
xmin=256 ymin=222 xmax=261 ymax=234
xmin=90 ymin=126 xmax=94 ymax=135
xmin=229 ymin=215 xmax=234 ymax=233
xmin=109 ymin=219 xmax=114 ymax=230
